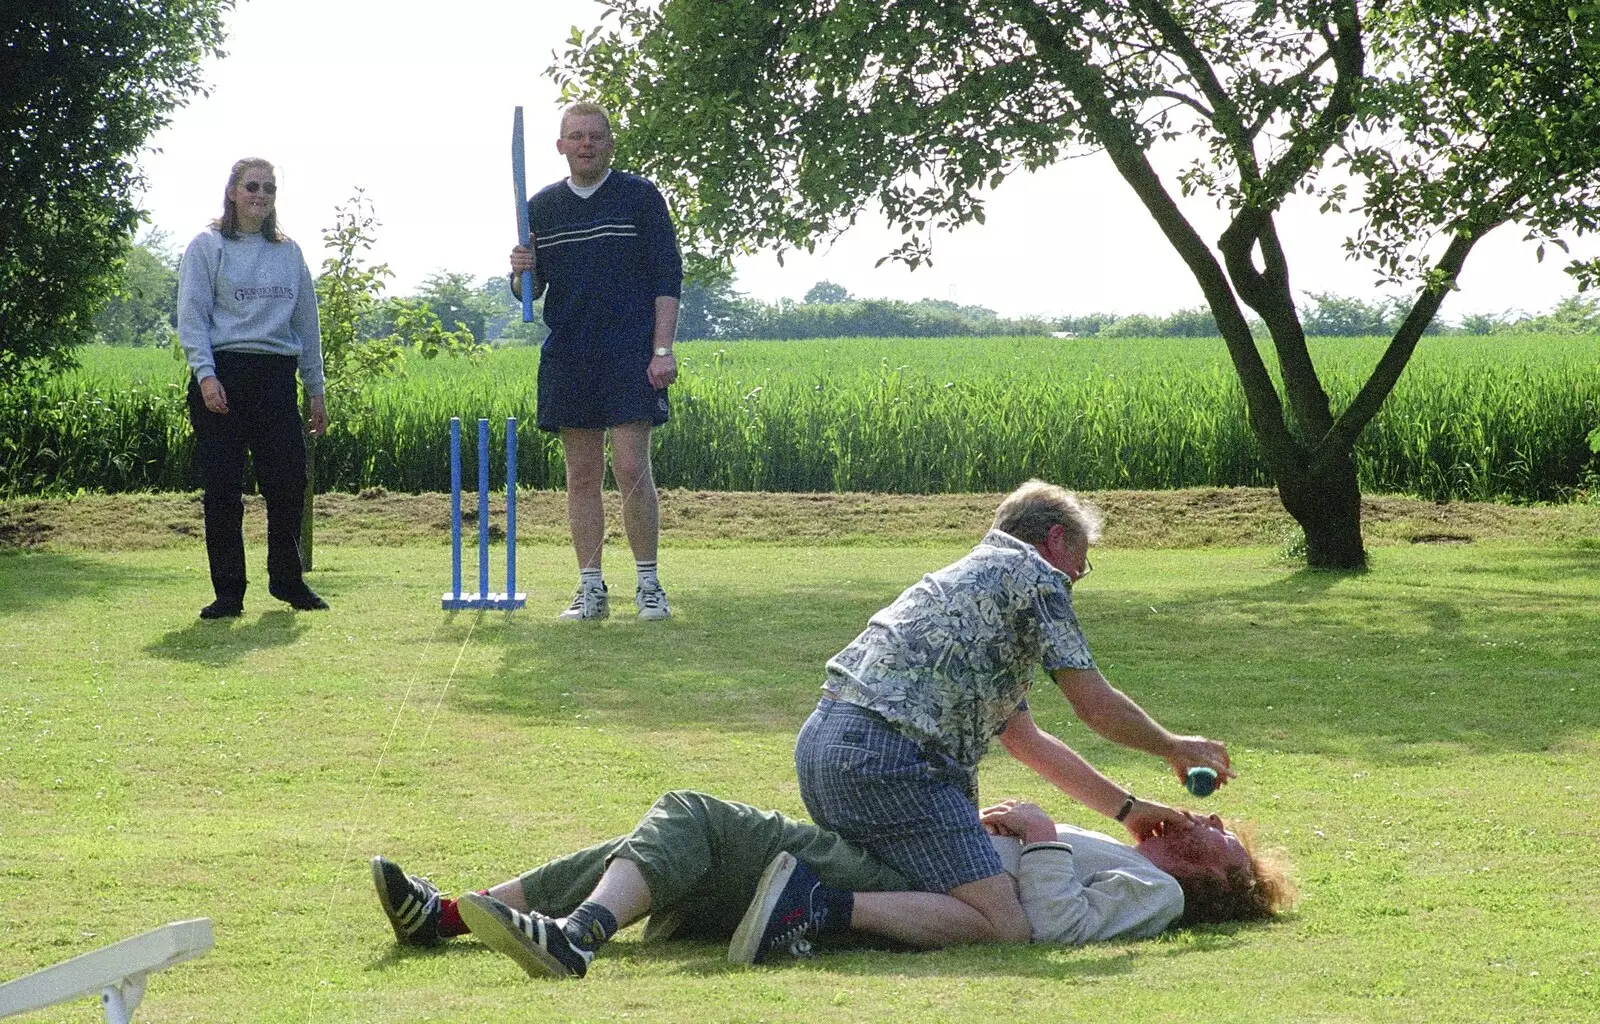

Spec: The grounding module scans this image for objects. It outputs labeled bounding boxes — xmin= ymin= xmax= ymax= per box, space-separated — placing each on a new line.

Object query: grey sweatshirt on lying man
xmin=177 ymin=228 xmax=326 ymax=396
xmin=994 ymin=822 xmax=1185 ymax=944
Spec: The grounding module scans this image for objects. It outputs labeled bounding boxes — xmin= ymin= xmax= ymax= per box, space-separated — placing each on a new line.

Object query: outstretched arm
xmin=997 ymin=707 xmax=1185 ymax=841
xmin=1051 ymin=667 xmax=1234 ymax=786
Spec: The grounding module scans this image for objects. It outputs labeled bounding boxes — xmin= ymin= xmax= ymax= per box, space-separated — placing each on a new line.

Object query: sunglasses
xmin=241 ymin=181 xmax=277 ymax=194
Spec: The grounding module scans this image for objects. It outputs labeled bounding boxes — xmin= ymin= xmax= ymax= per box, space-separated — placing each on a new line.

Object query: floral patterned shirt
xmin=823 ymin=529 xmax=1095 ymax=772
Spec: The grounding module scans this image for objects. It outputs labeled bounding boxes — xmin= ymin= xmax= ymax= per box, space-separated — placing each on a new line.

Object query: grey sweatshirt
xmin=177 ymin=228 xmax=326 ymax=396
xmin=992 ymin=822 xmax=1184 ymax=944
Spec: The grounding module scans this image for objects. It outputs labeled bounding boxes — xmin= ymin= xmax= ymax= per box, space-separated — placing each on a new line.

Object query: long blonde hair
xmin=212 ymin=157 xmax=285 ymax=241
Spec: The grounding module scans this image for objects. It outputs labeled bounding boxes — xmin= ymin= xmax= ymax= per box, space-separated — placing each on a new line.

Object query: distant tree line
xmin=90 ymin=239 xmax=1600 ymax=349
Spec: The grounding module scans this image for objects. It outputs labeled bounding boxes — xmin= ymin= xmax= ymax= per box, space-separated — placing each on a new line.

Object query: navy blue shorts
xmin=536 ymin=351 xmax=669 ymax=431
xmin=794 ymin=699 xmax=1003 ymax=893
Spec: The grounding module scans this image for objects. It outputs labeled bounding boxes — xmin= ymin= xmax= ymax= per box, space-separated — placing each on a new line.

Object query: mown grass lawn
xmin=2 ymin=536 xmax=1598 ymax=1022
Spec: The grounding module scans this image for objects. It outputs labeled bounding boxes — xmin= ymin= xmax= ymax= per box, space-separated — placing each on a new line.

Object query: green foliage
xmin=803 ymin=280 xmax=851 ymax=304
xmin=0 ymin=1 xmax=232 ymax=384
xmin=412 ymin=270 xmax=503 ymax=343
xmin=93 ymin=232 xmax=180 ymax=347
xmin=678 ymin=278 xmax=1056 ymax=340
xmin=1298 ymin=291 xmax=1398 ymax=338
xmin=382 ymin=298 xmax=484 ymax=361
xmin=15 ymin=335 xmax=1600 ymax=502
xmin=315 ymin=190 xmax=405 ymax=393
xmin=1500 ymin=295 xmax=1600 ymax=335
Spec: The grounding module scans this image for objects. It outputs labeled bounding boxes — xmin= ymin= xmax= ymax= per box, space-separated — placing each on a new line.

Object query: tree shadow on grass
xmin=0 ymin=550 xmax=153 ymax=614
xmin=450 ymin=582 xmax=885 ymax=734
xmin=441 ymin=546 xmax=1600 ymax=765
xmin=144 ymin=610 xmax=308 ymax=666
xmin=1072 ymin=547 xmax=1600 ymax=766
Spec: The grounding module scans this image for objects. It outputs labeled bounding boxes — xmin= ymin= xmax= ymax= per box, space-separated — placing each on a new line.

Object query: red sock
xmin=438 ymin=892 xmax=488 ymax=938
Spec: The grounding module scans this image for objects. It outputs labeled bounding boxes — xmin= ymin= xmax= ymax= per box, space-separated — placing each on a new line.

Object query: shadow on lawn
xmin=363 ymin=929 xmax=1232 ymax=981
xmin=445 ymin=546 xmax=1600 ymax=763
xmin=144 ymin=609 xmax=309 ymax=666
xmin=450 ymin=582 xmax=887 ymax=734
xmin=0 ymin=549 xmax=150 ymax=614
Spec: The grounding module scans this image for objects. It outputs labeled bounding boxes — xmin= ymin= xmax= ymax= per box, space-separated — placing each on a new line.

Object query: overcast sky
xmin=139 ymin=0 xmax=1595 ymax=320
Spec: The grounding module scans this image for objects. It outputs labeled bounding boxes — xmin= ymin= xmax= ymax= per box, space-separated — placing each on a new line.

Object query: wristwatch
xmin=654 ymin=346 xmax=672 ymax=357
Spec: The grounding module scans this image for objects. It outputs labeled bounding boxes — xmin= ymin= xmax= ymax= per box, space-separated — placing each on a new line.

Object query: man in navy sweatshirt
xmin=510 ymin=103 xmax=683 ymax=622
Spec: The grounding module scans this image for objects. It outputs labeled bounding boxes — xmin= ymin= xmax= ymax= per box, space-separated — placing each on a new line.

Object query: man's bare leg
xmin=485 ymin=857 xmax=652 ymax=930
xmin=460 ymin=857 xmax=655 ymax=979
xmin=561 ymin=427 xmax=608 ymax=571
xmin=608 ymin=420 xmax=659 ymax=563
xmin=852 ymin=873 xmax=1030 ymax=947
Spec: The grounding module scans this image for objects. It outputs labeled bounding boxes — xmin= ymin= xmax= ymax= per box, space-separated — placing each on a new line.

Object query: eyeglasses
xmin=1069 ymin=555 xmax=1094 ymax=583
xmin=242 ymin=181 xmax=277 ymax=194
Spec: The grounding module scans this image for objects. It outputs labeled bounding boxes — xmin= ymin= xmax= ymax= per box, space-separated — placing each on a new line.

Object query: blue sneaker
xmin=728 ymin=852 xmax=827 ymax=964
xmin=456 ymin=893 xmax=593 ymax=979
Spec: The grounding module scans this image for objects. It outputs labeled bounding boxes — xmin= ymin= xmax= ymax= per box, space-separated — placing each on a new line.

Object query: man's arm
xmin=647 ymin=295 xmax=678 ymax=388
xmin=997 ymin=707 xmax=1185 ymax=840
xmin=1051 ymin=667 xmax=1234 ymax=785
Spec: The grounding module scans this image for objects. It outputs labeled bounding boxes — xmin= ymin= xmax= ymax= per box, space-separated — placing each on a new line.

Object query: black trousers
xmin=187 ymin=352 xmax=308 ymax=600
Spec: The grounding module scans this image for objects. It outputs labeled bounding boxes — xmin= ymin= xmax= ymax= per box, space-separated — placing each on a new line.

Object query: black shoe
xmin=371 ymin=856 xmax=443 ymax=947
xmin=729 ymin=852 xmax=825 ymax=964
xmin=270 ymin=583 xmax=329 ymax=610
xmin=199 ymin=599 xmax=244 ymax=619
xmin=456 ymin=893 xmax=593 ymax=979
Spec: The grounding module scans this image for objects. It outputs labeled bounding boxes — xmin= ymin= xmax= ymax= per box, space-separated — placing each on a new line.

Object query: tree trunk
xmin=300 ymin=434 xmax=315 ymax=572
xmin=1275 ymin=449 xmax=1366 ymax=569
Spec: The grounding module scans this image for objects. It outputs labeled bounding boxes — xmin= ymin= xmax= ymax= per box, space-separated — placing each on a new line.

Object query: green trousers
xmin=514 ymin=790 xmax=910 ymax=941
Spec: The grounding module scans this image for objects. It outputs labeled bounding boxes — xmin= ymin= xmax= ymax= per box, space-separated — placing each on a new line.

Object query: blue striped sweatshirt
xmin=525 ymin=171 xmax=682 ymax=361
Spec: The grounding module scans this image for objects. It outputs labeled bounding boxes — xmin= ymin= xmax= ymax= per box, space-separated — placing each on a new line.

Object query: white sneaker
xmin=558 ymin=583 xmax=609 ymax=621
xmin=635 ymin=583 xmax=670 ymax=620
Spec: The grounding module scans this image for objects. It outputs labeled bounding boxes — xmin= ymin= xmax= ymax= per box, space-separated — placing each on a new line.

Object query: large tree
xmin=555 ymin=0 xmax=1600 ymax=567
xmin=1 ymin=1 xmax=232 ymax=382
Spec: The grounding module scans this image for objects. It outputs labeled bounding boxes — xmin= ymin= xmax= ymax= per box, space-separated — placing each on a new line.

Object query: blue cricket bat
xmin=512 ymin=106 xmax=534 ymax=322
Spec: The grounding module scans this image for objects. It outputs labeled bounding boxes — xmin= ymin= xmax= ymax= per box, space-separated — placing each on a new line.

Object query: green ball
xmin=1185 ymin=766 xmax=1218 ymax=797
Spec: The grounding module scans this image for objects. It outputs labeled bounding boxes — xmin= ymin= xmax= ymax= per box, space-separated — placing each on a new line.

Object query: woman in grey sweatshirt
xmin=177 ymin=157 xmax=328 ymax=618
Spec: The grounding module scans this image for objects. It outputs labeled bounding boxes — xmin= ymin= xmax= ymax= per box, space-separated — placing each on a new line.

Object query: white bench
xmin=0 ymin=919 xmax=213 ymax=1024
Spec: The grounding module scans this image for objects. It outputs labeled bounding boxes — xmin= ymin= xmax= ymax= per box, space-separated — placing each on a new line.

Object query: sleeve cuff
xmin=1020 ymin=841 xmax=1073 ymax=856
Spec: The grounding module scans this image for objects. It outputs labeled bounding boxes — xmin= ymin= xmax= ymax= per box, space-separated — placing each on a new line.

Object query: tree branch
xmin=1248 ymin=48 xmax=1336 ymax=138
xmin=1308 ymin=229 xmax=1486 ymax=477
xmin=1256 ymin=2 xmax=1363 ymax=205
xmin=1003 ymin=0 xmax=1302 ymax=469
xmin=1157 ymin=88 xmax=1214 ymax=121
xmin=1131 ymin=0 xmax=1260 ymax=178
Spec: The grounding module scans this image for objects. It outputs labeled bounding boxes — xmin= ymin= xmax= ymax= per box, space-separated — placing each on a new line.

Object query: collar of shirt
xmin=565 ymin=169 xmax=613 ymax=199
xmin=978 ymin=528 xmax=1068 ymax=580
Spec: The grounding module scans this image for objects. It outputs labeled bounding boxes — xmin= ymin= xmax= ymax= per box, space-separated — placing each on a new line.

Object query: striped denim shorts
xmin=794 ymin=698 xmax=1003 ymax=893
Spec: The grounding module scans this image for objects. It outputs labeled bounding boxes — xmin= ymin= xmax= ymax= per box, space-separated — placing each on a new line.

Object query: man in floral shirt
xmin=795 ymin=479 xmax=1233 ymax=946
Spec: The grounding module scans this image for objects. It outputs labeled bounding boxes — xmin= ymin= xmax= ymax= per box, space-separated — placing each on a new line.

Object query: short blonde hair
xmin=561 ymin=102 xmax=613 ymax=136
xmin=991 ymin=479 xmax=1103 ymax=548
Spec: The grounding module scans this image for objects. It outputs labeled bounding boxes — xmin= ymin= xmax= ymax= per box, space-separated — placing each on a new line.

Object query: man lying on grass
xmin=372 ymin=790 xmax=1292 ymax=979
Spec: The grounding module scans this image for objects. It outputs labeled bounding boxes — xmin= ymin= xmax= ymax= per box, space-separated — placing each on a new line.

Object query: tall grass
xmin=6 ymin=336 xmax=1597 ymax=500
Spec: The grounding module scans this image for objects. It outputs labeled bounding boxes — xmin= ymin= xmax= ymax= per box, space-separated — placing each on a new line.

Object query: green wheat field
xmin=8 ymin=334 xmax=1599 ymax=501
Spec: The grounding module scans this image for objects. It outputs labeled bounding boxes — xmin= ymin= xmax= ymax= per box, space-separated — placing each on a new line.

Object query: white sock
xmin=635 ymin=560 xmax=659 ymax=590
xmin=579 ymin=567 xmax=604 ymax=591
